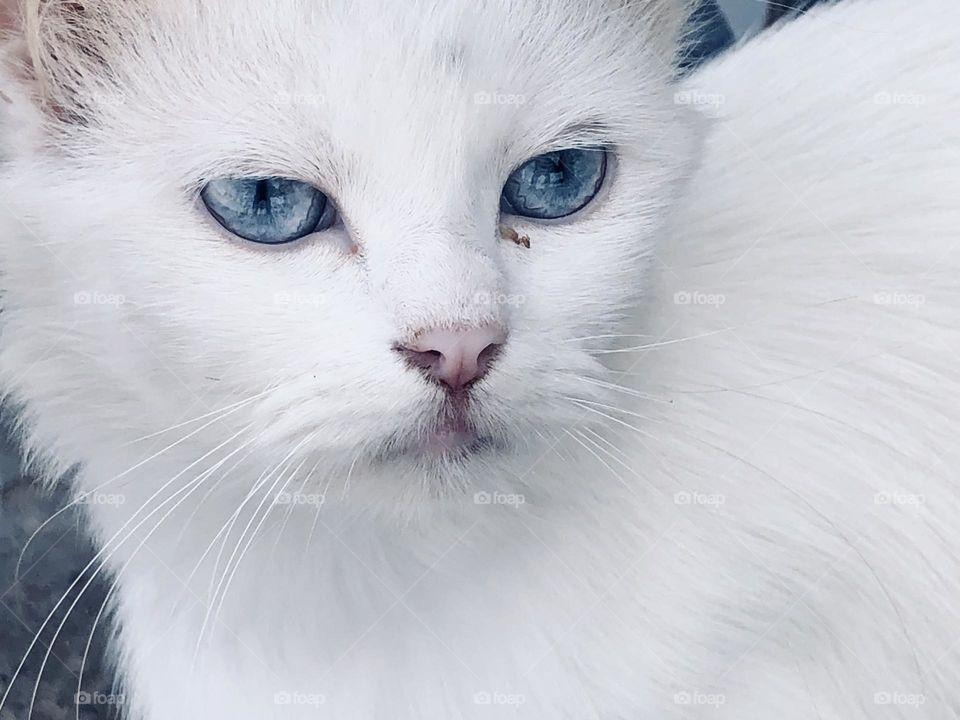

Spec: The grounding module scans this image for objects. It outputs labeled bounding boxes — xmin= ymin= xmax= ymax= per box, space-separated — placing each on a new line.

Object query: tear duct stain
xmin=499 ymin=224 xmax=530 ymax=249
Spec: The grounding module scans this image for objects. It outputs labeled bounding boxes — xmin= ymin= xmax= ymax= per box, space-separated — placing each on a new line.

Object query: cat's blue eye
xmin=200 ymin=177 xmax=336 ymax=244
xmin=499 ymin=148 xmax=607 ymax=220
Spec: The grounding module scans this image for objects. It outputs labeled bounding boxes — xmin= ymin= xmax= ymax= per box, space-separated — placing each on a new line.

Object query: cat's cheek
xmin=502 ymin=162 xmax=666 ymax=343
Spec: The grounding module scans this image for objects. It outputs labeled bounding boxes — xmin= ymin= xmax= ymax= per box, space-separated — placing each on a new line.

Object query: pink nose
xmin=397 ymin=324 xmax=507 ymax=390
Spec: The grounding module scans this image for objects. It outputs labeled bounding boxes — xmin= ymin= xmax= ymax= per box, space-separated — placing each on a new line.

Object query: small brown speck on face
xmin=499 ymin=223 xmax=530 ymax=249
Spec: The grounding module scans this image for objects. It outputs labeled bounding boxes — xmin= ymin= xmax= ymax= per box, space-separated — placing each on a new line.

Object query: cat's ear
xmin=0 ymin=1 xmax=48 ymax=101
xmin=1 ymin=0 xmax=124 ymax=122
xmin=0 ymin=1 xmax=15 ymax=30
xmin=0 ymin=1 xmax=36 ymax=90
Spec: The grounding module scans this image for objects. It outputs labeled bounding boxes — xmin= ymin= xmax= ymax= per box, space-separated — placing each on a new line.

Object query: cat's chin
xmin=374 ymin=429 xmax=509 ymax=467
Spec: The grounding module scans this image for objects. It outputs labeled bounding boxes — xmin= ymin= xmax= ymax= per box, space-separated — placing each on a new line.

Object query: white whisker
xmin=15 ymin=395 xmax=258 ymax=581
xmin=22 ymin=426 xmax=252 ymax=720
xmin=197 ymin=434 xmax=313 ymax=661
xmin=580 ymin=328 xmax=728 ymax=354
xmin=0 ymin=424 xmax=251 ymax=719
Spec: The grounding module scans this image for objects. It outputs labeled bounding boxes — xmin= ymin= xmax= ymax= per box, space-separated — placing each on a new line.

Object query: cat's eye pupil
xmin=500 ymin=147 xmax=607 ymax=220
xmin=200 ymin=176 xmax=336 ymax=245
xmin=538 ymin=160 xmax=564 ymax=188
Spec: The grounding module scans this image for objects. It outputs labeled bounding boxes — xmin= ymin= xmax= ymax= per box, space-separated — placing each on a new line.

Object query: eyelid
xmin=190 ymin=162 xmax=332 ymax=193
xmin=540 ymin=120 xmax=612 ymax=152
xmin=196 ymin=173 xmax=316 ymax=189
xmin=505 ymin=143 xmax=609 ymax=182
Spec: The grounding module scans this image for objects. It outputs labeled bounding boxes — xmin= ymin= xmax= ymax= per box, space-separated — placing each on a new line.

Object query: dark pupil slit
xmin=254 ymin=180 xmax=271 ymax=206
xmin=546 ymin=157 xmax=564 ymax=186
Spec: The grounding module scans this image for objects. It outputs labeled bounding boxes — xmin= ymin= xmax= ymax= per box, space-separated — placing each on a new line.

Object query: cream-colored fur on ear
xmin=17 ymin=0 xmax=697 ymax=115
xmin=9 ymin=0 xmax=147 ymax=116
xmin=0 ymin=1 xmax=15 ymax=30
xmin=18 ymin=0 xmax=99 ymax=108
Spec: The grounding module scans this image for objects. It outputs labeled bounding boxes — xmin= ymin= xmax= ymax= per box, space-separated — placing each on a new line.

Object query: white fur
xmin=1 ymin=0 xmax=958 ymax=717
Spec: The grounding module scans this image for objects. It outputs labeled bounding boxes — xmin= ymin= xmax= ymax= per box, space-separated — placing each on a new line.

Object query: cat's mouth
xmin=377 ymin=398 xmax=506 ymax=465
xmin=420 ymin=408 xmax=485 ymax=458
xmin=416 ymin=399 xmax=490 ymax=460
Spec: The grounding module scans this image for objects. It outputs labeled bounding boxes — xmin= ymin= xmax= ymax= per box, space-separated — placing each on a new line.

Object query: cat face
xmin=0 ymin=0 xmax=696 ymax=504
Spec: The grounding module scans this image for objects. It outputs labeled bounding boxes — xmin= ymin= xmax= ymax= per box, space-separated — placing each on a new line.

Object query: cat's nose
xmin=397 ymin=324 xmax=507 ymax=391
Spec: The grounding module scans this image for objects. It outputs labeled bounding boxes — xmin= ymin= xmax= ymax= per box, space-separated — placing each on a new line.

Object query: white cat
xmin=1 ymin=0 xmax=958 ymax=718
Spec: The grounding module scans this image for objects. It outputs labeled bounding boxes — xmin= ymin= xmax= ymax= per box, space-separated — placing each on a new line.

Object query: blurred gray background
xmin=720 ymin=0 xmax=768 ymax=36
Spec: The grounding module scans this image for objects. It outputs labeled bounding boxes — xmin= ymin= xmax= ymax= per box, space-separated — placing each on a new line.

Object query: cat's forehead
xmin=120 ymin=0 xmax=670 ymax=161
xmin=177 ymin=0 xmax=656 ymax=99
xmin=49 ymin=0 xmax=681 ymax=197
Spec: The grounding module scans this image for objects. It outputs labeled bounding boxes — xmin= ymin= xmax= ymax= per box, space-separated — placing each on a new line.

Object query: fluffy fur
xmin=0 ymin=0 xmax=958 ymax=718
